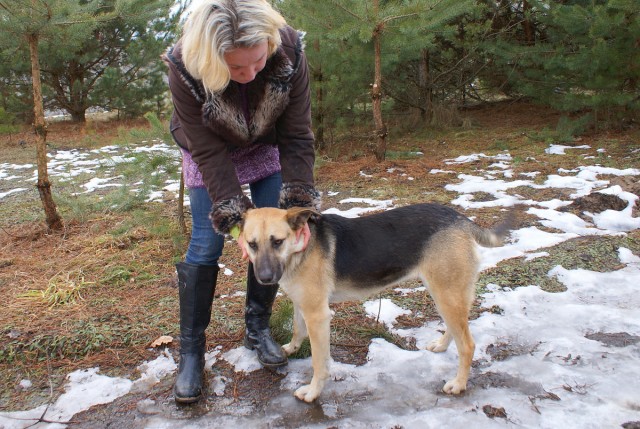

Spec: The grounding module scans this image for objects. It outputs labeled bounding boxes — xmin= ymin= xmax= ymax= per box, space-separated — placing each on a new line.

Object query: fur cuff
xmin=279 ymin=183 xmax=322 ymax=210
xmin=211 ymin=195 xmax=254 ymax=235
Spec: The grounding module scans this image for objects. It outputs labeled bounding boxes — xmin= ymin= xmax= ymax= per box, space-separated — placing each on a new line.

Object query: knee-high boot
xmin=243 ymin=263 xmax=288 ymax=368
xmin=174 ymin=262 xmax=218 ymax=404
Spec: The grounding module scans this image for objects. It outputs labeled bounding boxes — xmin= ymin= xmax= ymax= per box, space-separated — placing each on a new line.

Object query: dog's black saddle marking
xmin=316 ymin=204 xmax=469 ymax=288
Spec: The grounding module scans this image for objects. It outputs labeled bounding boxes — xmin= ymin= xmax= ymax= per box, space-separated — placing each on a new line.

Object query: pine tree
xmin=45 ymin=0 xmax=175 ymax=121
xmin=484 ymin=0 xmax=640 ymax=128
xmin=0 ymin=0 xmax=101 ymax=230
xmin=0 ymin=27 xmax=33 ymax=122
xmin=0 ymin=0 xmax=175 ymax=123
xmin=0 ymin=0 xmax=174 ymax=229
xmin=280 ymin=0 xmax=473 ymax=159
xmin=279 ymin=0 xmax=372 ymax=149
xmin=381 ymin=0 xmax=478 ymax=122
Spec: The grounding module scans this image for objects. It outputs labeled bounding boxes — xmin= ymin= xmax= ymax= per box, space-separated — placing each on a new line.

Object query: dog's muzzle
xmin=253 ymin=260 xmax=283 ymax=286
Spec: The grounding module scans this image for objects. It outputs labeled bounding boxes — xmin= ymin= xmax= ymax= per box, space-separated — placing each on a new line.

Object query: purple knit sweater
xmin=180 ymin=82 xmax=281 ymax=189
xmin=181 ymin=144 xmax=280 ymax=189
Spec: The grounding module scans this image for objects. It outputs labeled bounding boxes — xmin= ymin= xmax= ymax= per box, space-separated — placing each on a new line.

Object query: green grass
xmin=0 ymin=318 xmax=135 ymax=364
xmin=385 ymin=150 xmax=425 ymax=160
xmin=21 ymin=270 xmax=94 ymax=307
xmin=478 ymin=234 xmax=640 ymax=294
xmin=269 ymin=296 xmax=419 ymax=363
xmin=0 ymin=124 xmax=20 ymax=134
xmin=269 ymin=299 xmax=311 ymax=359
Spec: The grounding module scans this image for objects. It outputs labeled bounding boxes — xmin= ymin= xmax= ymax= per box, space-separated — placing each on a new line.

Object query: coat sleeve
xmin=275 ymin=35 xmax=321 ymax=210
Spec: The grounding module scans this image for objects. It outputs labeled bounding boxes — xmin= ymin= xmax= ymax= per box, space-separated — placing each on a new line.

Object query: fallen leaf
xmin=150 ymin=335 xmax=173 ymax=348
xmin=482 ymin=404 xmax=507 ymax=419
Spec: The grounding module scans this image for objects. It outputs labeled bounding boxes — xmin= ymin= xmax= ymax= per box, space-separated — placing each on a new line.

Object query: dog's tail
xmin=470 ymin=208 xmax=517 ymax=248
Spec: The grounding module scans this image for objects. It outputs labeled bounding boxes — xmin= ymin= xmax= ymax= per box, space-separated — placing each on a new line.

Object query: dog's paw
xmin=294 ymin=384 xmax=319 ymax=403
xmin=282 ymin=343 xmax=299 ymax=356
xmin=442 ymin=378 xmax=467 ymax=395
xmin=426 ymin=338 xmax=449 ymax=353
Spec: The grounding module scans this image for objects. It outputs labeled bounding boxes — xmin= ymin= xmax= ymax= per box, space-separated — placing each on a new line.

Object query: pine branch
xmin=382 ymin=13 xmax=418 ymax=25
xmin=327 ymin=0 xmax=365 ymax=22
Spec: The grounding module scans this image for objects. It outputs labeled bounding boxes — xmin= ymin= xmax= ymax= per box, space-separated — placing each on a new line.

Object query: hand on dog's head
xmin=285 ymin=206 xmax=319 ymax=230
xmin=287 ymin=207 xmax=317 ymax=253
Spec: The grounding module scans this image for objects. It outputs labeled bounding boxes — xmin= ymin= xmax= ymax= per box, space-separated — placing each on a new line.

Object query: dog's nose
xmin=256 ymin=274 xmax=278 ymax=285
xmin=254 ymin=264 xmax=280 ymax=285
xmin=257 ymin=277 xmax=277 ymax=286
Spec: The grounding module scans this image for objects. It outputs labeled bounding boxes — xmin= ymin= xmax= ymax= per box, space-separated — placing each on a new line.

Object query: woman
xmin=163 ymin=0 xmax=320 ymax=404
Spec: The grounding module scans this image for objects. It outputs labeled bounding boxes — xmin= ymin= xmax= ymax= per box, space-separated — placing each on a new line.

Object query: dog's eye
xmin=272 ymin=239 xmax=283 ymax=248
xmin=248 ymin=242 xmax=258 ymax=251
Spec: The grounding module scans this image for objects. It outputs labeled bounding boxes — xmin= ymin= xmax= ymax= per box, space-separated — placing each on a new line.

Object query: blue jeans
xmin=185 ymin=172 xmax=282 ymax=266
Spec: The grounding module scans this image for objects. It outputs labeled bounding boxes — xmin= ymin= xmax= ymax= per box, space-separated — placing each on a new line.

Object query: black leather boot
xmin=244 ymin=263 xmax=288 ymax=368
xmin=174 ymin=262 xmax=218 ymax=404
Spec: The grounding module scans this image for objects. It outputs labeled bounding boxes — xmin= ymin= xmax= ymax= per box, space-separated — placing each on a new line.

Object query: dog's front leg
xmin=282 ymin=304 xmax=307 ymax=356
xmin=294 ymin=303 xmax=331 ymax=403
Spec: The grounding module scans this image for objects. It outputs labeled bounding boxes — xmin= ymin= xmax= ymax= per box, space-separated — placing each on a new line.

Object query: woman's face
xmin=224 ymin=41 xmax=269 ymax=84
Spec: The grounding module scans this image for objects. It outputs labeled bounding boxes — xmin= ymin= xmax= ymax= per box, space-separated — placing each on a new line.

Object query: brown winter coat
xmin=163 ymin=26 xmax=316 ymax=215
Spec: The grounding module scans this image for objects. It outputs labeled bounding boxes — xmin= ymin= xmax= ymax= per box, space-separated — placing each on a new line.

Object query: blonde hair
xmin=181 ymin=0 xmax=287 ymax=94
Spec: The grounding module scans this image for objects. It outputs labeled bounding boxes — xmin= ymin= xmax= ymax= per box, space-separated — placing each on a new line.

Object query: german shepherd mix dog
xmin=238 ymin=203 xmax=512 ymax=403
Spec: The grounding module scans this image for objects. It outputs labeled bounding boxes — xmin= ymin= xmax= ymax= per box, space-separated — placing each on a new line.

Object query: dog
xmin=238 ymin=203 xmax=512 ymax=402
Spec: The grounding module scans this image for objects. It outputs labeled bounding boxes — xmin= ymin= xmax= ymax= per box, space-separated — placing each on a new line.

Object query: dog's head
xmin=239 ymin=207 xmax=318 ymax=285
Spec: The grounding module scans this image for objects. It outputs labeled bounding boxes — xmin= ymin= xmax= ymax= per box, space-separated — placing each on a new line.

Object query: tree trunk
xmin=312 ymin=38 xmax=325 ymax=150
xmin=418 ymin=48 xmax=433 ymax=122
xmin=28 ymin=32 xmax=64 ymax=231
xmin=522 ymin=0 xmax=535 ymax=45
xmin=371 ymin=18 xmax=387 ymax=162
xmin=69 ymin=60 xmax=88 ymax=122
xmin=70 ymin=110 xmax=87 ymax=122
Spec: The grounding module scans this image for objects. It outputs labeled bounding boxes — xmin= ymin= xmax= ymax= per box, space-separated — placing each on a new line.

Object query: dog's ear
xmin=286 ymin=207 xmax=319 ymax=231
xmin=238 ymin=207 xmax=254 ymax=231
